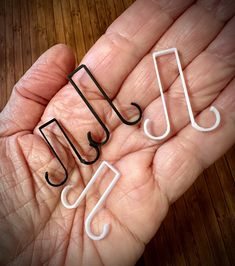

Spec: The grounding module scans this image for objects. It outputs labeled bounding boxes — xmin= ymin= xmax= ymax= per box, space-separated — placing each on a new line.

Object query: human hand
xmin=0 ymin=0 xmax=235 ymax=265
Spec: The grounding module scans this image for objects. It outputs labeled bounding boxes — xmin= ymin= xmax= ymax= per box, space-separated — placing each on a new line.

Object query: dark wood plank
xmin=104 ymin=0 xmax=117 ymax=25
xmin=0 ymin=0 xmax=6 ymax=110
xmin=225 ymin=146 xmax=235 ymax=182
xmin=173 ymin=197 xmax=201 ymax=265
xmin=143 ymin=224 xmax=171 ymax=266
xmin=95 ymin=0 xmax=109 ymax=34
xmin=36 ymin=0 xmax=49 ymax=53
xmin=52 ymin=0 xmax=66 ymax=44
xmin=113 ymin=0 xmax=126 ymax=17
xmin=162 ymin=207 xmax=187 ymax=265
xmin=69 ymin=0 xmax=86 ymax=63
xmin=20 ymin=0 xmax=32 ymax=72
xmin=60 ymin=0 xmax=78 ymax=62
xmin=184 ymin=185 xmax=215 ymax=265
xmin=44 ymin=0 xmax=57 ymax=47
xmin=204 ymin=165 xmax=233 ymax=265
xmin=78 ymin=0 xmax=94 ymax=52
xmin=27 ymin=0 xmax=40 ymax=63
xmin=5 ymin=0 xmax=15 ymax=98
xmin=87 ymin=0 xmax=101 ymax=43
xmin=195 ymin=173 xmax=232 ymax=265
xmin=13 ymin=0 xmax=24 ymax=82
xmin=215 ymin=156 xmax=235 ymax=216
xmin=122 ymin=0 xmax=135 ymax=10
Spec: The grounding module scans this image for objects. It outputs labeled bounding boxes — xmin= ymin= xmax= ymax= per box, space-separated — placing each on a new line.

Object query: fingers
xmin=154 ymin=77 xmax=235 ymax=203
xmin=102 ymin=15 xmax=235 ymax=159
xmin=0 ymin=44 xmax=75 ymax=136
xmin=47 ymin=0 xmax=194 ymax=152
xmin=70 ymin=0 xmax=194 ymax=98
xmin=115 ymin=0 xmax=235 ymax=113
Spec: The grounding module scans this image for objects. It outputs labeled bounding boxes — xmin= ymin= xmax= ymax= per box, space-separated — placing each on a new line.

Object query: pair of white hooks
xmin=144 ymin=47 xmax=221 ymax=140
xmin=61 ymin=161 xmax=120 ymax=241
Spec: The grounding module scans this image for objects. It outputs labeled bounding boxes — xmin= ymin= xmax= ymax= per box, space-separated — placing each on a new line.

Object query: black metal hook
xmin=39 ymin=118 xmax=100 ymax=187
xmin=67 ymin=64 xmax=142 ymax=146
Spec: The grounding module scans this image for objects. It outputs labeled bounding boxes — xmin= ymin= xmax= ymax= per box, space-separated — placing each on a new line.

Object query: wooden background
xmin=0 ymin=0 xmax=234 ymax=265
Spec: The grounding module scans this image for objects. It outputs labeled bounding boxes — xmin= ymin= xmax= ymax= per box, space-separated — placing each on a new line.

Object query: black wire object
xmin=39 ymin=64 xmax=142 ymax=187
xmin=67 ymin=64 xmax=142 ymax=147
xmin=39 ymin=118 xmax=100 ymax=187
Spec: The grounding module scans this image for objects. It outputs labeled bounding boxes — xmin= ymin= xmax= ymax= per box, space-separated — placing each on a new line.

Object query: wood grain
xmin=0 ymin=0 xmax=234 ymax=265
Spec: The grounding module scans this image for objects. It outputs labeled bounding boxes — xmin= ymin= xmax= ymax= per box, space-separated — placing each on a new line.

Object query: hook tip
xmin=87 ymin=131 xmax=99 ymax=148
xmin=85 ymin=222 xmax=110 ymax=241
xmin=44 ymin=170 xmax=68 ymax=187
xmin=192 ymin=105 xmax=220 ymax=132
xmin=61 ymin=185 xmax=76 ymax=209
xmin=144 ymin=118 xmax=170 ymax=140
xmin=87 ymin=131 xmax=109 ymax=147
xmin=128 ymin=102 xmax=142 ymax=125
xmin=210 ymin=105 xmax=221 ymax=129
xmin=44 ymin=171 xmax=51 ymax=185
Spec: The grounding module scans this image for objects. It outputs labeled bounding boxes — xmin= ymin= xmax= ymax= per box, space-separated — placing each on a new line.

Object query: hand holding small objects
xmin=0 ymin=1 xmax=234 ymax=265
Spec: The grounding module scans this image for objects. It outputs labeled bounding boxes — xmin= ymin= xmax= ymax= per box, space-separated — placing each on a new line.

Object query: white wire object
xmin=61 ymin=161 xmax=120 ymax=241
xmin=144 ymin=47 xmax=221 ymax=140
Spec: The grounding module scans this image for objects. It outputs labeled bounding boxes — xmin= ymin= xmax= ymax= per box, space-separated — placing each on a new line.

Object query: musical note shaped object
xmin=61 ymin=161 xmax=120 ymax=240
xmin=144 ymin=47 xmax=221 ymax=140
xmin=39 ymin=118 xmax=100 ymax=187
xmin=68 ymin=64 xmax=142 ymax=147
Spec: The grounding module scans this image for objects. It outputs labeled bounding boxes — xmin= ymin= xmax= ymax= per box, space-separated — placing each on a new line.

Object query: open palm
xmin=0 ymin=1 xmax=235 ymax=265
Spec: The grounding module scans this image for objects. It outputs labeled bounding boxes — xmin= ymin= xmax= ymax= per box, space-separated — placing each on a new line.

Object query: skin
xmin=0 ymin=0 xmax=235 ymax=265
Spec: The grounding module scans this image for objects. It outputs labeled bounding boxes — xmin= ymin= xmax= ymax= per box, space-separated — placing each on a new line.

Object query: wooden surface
xmin=0 ymin=0 xmax=234 ymax=265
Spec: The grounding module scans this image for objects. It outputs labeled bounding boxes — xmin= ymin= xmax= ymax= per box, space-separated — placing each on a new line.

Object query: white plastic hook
xmin=61 ymin=161 xmax=120 ymax=241
xmin=144 ymin=47 xmax=220 ymax=140
xmin=143 ymin=49 xmax=172 ymax=140
xmin=174 ymin=48 xmax=221 ymax=131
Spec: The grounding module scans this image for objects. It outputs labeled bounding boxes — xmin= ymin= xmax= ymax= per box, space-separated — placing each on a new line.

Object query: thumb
xmin=0 ymin=44 xmax=75 ymax=136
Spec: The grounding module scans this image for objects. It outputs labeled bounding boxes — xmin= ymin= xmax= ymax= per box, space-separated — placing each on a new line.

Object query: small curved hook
xmin=81 ymin=65 xmax=142 ymax=125
xmin=191 ymin=106 xmax=220 ymax=131
xmin=143 ymin=51 xmax=171 ymax=140
xmin=87 ymin=123 xmax=110 ymax=147
xmin=61 ymin=161 xmax=120 ymax=240
xmin=174 ymin=48 xmax=220 ymax=132
xmin=67 ymin=65 xmax=142 ymax=146
xmin=39 ymin=118 xmax=100 ymax=186
xmin=144 ymin=118 xmax=170 ymax=140
xmin=45 ymin=169 xmax=68 ymax=187
xmin=68 ymin=65 xmax=110 ymax=147
xmin=111 ymin=102 xmax=142 ymax=125
xmin=85 ymin=207 xmax=110 ymax=241
xmin=39 ymin=119 xmax=69 ymax=187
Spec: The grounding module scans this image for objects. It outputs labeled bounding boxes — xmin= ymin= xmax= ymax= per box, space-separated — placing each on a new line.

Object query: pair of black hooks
xmin=39 ymin=65 xmax=142 ymax=187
